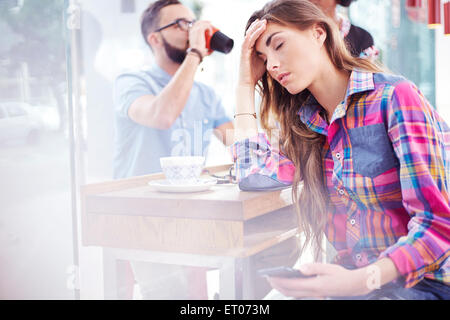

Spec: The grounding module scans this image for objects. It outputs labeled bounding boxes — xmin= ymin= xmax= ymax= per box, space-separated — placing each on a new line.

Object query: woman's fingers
xmin=239 ymin=19 xmax=267 ymax=86
xmin=268 ymin=276 xmax=319 ymax=291
xmin=243 ymin=19 xmax=267 ymax=50
xmin=299 ymin=263 xmax=344 ymax=276
xmin=267 ymin=277 xmax=322 ymax=298
xmin=245 ymin=19 xmax=263 ymax=36
xmin=246 ymin=20 xmax=266 ymax=45
xmin=266 ymin=271 xmax=326 ymax=297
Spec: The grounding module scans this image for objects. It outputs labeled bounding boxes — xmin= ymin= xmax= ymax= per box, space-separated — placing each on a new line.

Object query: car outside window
xmin=6 ymin=104 xmax=27 ymax=117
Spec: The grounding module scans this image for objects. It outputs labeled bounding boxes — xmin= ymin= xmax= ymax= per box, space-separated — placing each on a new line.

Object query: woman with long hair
xmin=232 ymin=0 xmax=449 ymax=299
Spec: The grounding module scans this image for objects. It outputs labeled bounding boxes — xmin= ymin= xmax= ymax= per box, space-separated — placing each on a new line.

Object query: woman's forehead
xmin=255 ymin=23 xmax=286 ymax=53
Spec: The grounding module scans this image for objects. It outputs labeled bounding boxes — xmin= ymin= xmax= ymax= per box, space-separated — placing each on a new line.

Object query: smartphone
xmin=257 ymin=266 xmax=314 ymax=279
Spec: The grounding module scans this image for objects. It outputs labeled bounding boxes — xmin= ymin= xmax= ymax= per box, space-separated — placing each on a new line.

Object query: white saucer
xmin=148 ymin=177 xmax=217 ymax=193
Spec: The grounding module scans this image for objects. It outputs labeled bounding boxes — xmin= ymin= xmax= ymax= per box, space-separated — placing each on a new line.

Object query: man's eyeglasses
xmin=155 ymin=18 xmax=196 ymax=32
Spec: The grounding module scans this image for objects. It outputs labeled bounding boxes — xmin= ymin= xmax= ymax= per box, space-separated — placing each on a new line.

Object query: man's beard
xmin=161 ymin=35 xmax=187 ymax=64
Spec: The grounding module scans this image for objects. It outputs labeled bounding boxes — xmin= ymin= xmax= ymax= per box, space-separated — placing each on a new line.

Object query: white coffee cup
xmin=160 ymin=156 xmax=205 ymax=185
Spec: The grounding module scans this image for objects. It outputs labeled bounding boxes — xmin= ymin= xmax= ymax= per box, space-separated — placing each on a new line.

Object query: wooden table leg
xmin=218 ymin=257 xmax=254 ymax=300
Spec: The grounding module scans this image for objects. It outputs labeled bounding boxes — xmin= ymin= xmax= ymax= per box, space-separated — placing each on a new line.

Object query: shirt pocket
xmin=348 ymin=123 xmax=399 ymax=178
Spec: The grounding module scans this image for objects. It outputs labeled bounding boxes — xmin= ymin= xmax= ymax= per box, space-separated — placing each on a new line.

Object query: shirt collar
xmin=297 ymin=94 xmax=330 ymax=136
xmin=297 ymin=70 xmax=375 ymax=134
xmin=346 ymin=69 xmax=375 ymax=97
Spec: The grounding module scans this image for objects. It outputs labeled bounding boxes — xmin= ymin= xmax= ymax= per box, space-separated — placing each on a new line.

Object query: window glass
xmin=0 ymin=0 xmax=74 ymax=299
xmin=6 ymin=104 xmax=27 ymax=117
xmin=349 ymin=0 xmax=435 ymax=106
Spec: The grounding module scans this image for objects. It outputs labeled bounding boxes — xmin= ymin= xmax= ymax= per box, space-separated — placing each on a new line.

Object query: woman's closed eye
xmin=275 ymin=42 xmax=284 ymax=50
xmin=261 ymin=43 xmax=283 ymax=65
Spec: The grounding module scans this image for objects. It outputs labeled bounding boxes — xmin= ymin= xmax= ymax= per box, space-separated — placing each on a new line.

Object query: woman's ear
xmin=312 ymin=23 xmax=327 ymax=47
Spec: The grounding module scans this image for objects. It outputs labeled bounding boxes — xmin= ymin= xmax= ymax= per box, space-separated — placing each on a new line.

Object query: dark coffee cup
xmin=205 ymin=27 xmax=234 ymax=54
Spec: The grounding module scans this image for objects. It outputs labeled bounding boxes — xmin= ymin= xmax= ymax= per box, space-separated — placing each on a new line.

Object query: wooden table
xmin=81 ymin=164 xmax=298 ymax=299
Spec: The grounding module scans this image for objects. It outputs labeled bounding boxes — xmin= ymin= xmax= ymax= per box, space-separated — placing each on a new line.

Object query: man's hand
xmin=188 ymin=20 xmax=214 ymax=58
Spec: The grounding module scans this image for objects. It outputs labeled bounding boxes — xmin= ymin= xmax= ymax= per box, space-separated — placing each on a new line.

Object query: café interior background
xmin=0 ymin=0 xmax=449 ymax=299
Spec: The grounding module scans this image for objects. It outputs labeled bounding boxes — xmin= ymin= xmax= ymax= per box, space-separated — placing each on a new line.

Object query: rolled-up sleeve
xmin=230 ymin=133 xmax=295 ymax=191
xmin=114 ymin=72 xmax=155 ymax=119
xmin=379 ymin=80 xmax=450 ymax=288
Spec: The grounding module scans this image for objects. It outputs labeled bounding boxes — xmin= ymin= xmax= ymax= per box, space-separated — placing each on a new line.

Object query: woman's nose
xmin=267 ymin=60 xmax=279 ymax=72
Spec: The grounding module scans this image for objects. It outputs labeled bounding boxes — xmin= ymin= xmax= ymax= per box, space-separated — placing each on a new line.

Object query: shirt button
xmin=335 ymin=152 xmax=341 ymax=159
xmin=338 ymin=189 xmax=345 ymax=195
xmin=350 ymin=219 xmax=356 ymax=225
xmin=355 ymin=254 xmax=362 ymax=260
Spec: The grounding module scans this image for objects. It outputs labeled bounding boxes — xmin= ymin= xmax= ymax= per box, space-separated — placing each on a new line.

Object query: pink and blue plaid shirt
xmin=231 ymin=70 xmax=450 ymax=288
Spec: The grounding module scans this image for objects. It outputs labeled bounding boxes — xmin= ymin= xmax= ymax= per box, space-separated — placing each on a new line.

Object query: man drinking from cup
xmin=113 ymin=0 xmax=234 ymax=180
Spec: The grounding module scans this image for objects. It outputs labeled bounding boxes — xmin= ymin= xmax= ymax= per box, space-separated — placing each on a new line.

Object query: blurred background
xmin=1 ymin=0 xmax=449 ymax=299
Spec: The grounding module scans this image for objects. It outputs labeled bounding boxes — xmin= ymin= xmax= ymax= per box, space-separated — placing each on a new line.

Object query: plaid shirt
xmin=231 ymin=70 xmax=450 ymax=288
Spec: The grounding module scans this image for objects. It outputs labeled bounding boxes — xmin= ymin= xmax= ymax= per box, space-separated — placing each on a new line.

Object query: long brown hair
xmin=245 ymin=0 xmax=383 ymax=260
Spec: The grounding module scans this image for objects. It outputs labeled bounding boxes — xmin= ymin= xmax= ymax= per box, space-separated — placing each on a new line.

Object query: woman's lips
xmin=277 ymin=72 xmax=290 ymax=85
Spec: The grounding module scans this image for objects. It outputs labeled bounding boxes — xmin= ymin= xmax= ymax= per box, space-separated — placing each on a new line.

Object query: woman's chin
xmin=285 ymin=84 xmax=304 ymax=95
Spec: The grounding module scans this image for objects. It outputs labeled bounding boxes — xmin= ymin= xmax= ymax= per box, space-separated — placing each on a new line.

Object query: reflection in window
xmin=6 ymin=104 xmax=27 ymax=117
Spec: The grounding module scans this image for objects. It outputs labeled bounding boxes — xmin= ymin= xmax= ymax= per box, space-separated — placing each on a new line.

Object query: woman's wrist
xmin=236 ymin=83 xmax=256 ymax=96
xmin=235 ymin=85 xmax=256 ymax=112
xmin=353 ymin=257 xmax=401 ymax=296
xmin=351 ymin=267 xmax=375 ymax=296
xmin=374 ymin=257 xmax=401 ymax=285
